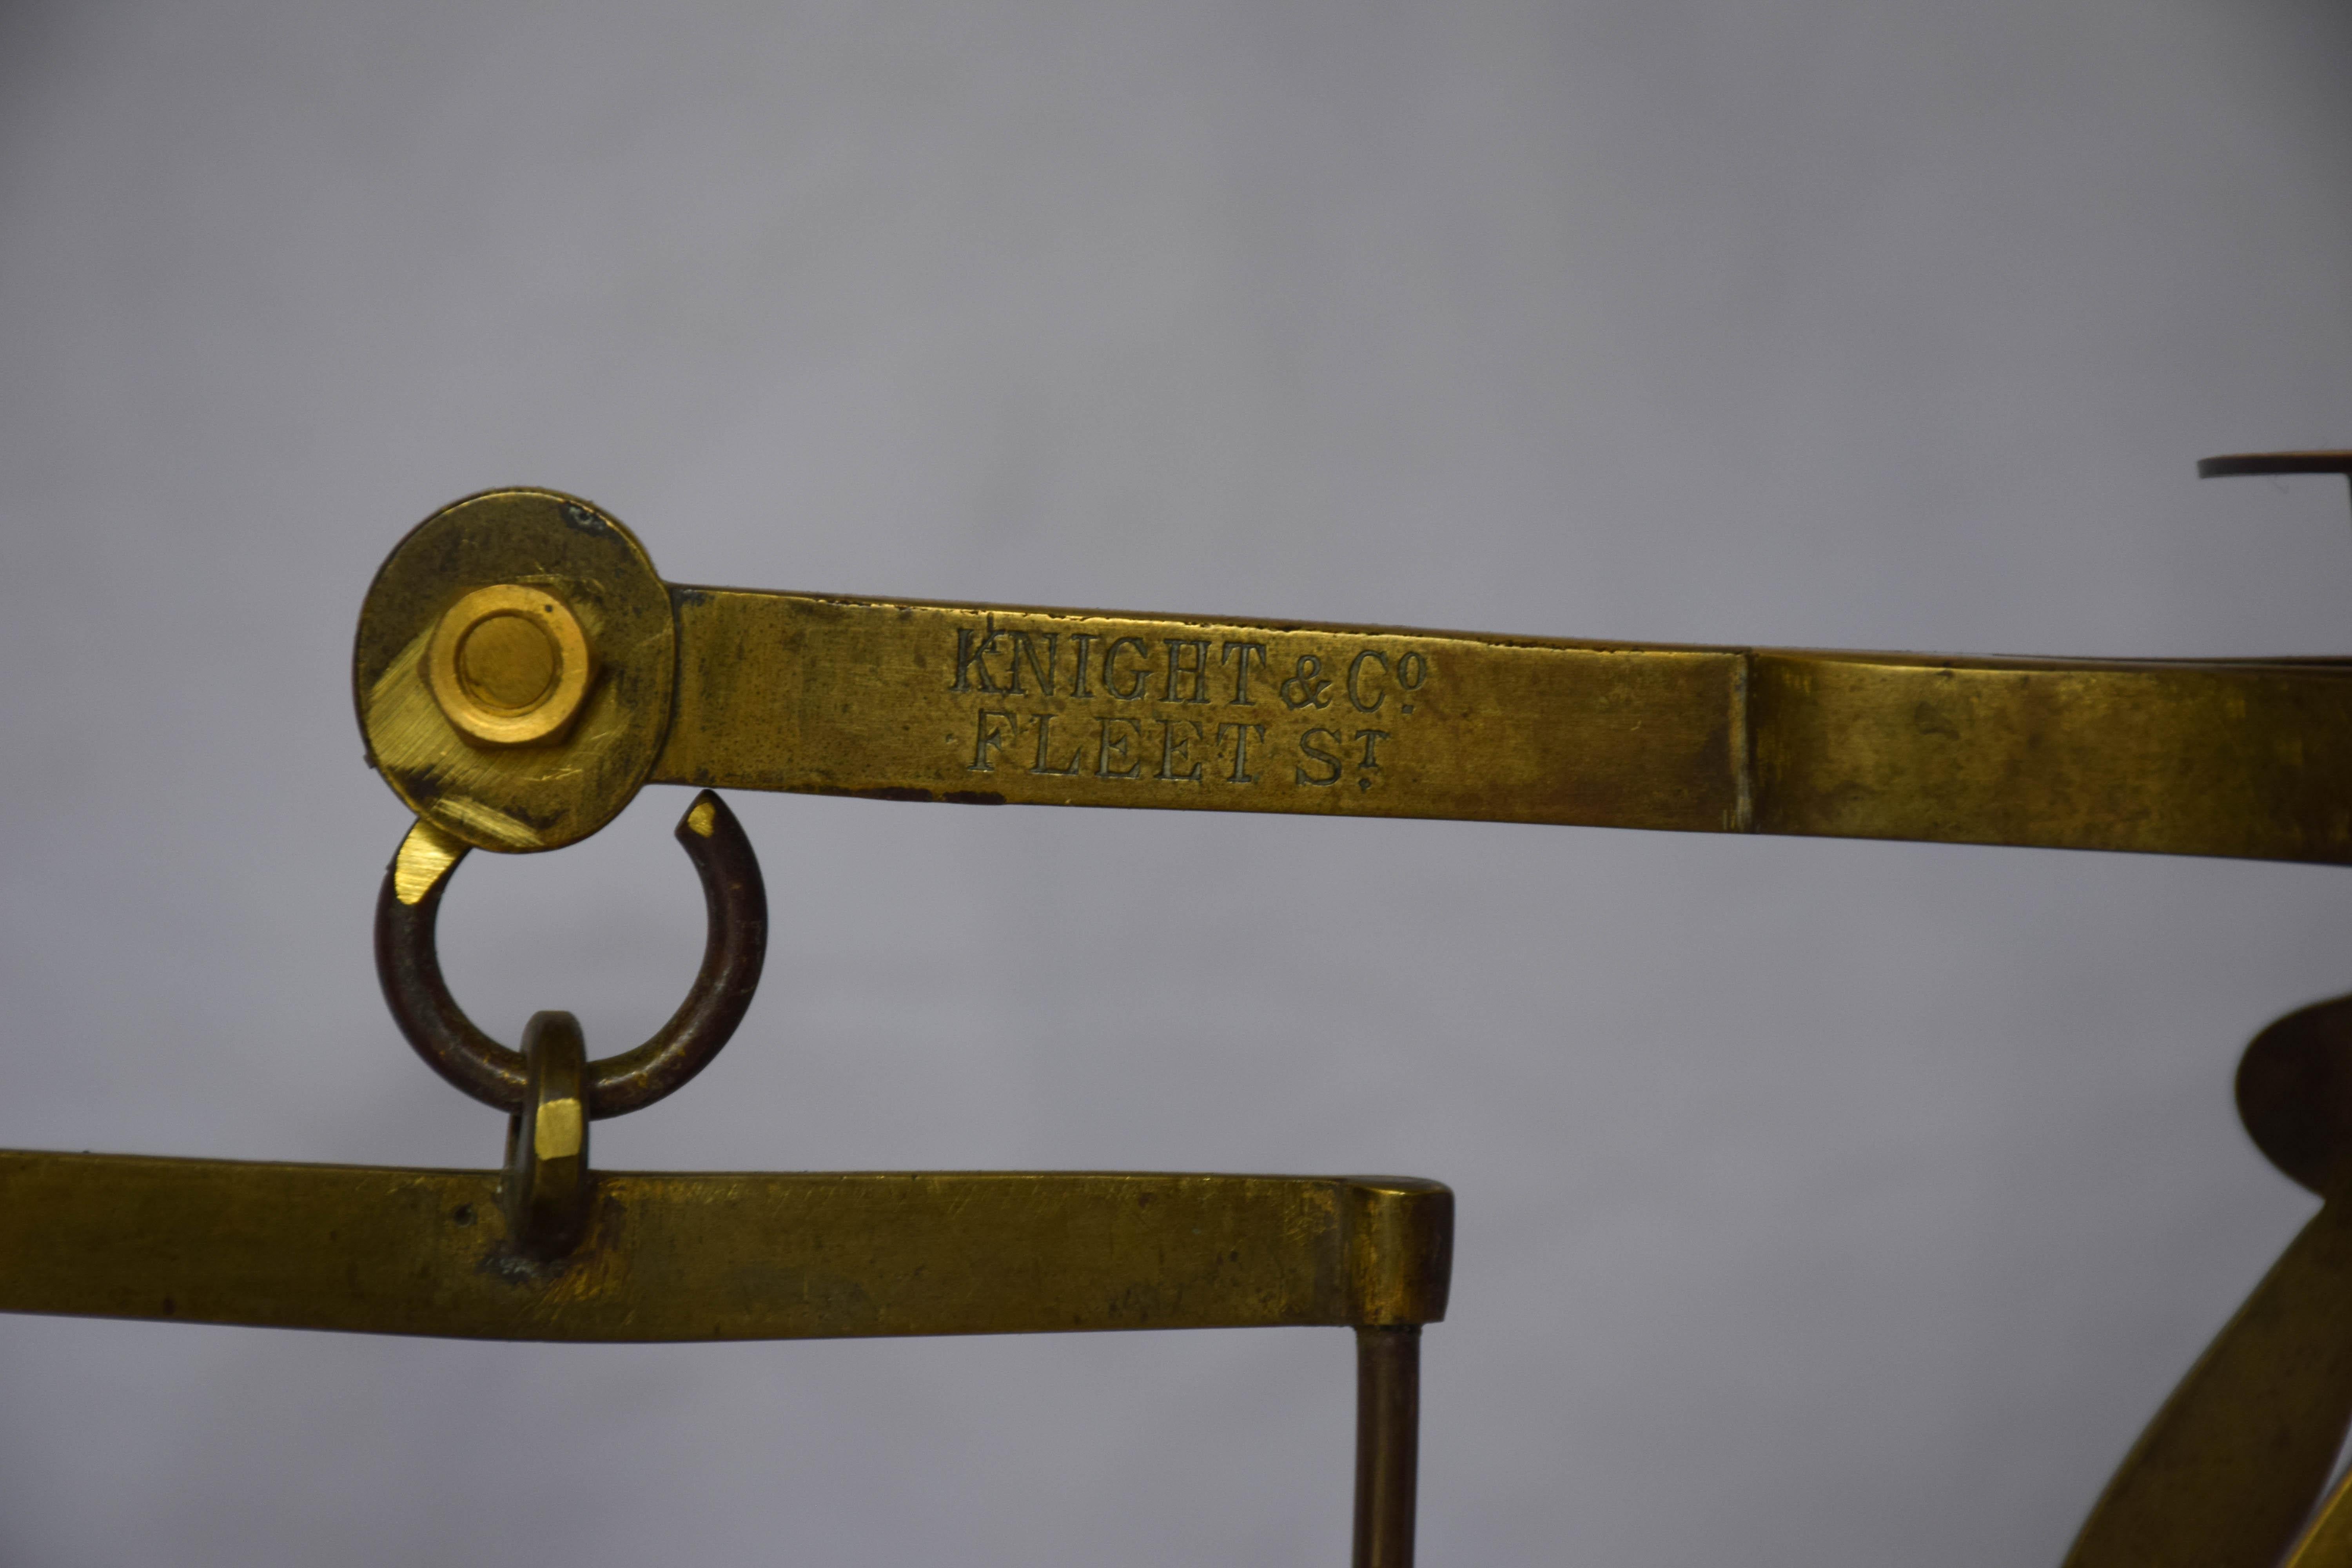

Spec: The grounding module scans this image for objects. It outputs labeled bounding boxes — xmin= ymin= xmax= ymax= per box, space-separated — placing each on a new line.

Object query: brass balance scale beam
xmin=0 ymin=782 xmax=1454 ymax=1563
xmin=0 ymin=1170 xmax=1445 ymax=1564
xmin=9 ymin=456 xmax=2352 ymax=1565
xmin=0 ymin=1154 xmax=1451 ymax=1345
xmin=355 ymin=477 xmax=2352 ymax=864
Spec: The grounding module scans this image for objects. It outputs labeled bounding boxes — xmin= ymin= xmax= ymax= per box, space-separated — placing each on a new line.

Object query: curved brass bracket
xmin=374 ymin=788 xmax=768 ymax=1119
xmin=2063 ymin=994 xmax=2352 ymax=1568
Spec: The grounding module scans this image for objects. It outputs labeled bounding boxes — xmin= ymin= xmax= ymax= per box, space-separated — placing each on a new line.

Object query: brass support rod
xmin=1353 ymin=1325 xmax=1421 ymax=1568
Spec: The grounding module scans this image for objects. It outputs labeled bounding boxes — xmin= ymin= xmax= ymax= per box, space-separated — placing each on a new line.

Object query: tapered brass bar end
xmin=1346 ymin=1178 xmax=1454 ymax=1327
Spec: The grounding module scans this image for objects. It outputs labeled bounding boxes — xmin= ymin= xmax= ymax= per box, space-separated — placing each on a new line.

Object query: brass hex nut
xmin=425 ymin=584 xmax=597 ymax=746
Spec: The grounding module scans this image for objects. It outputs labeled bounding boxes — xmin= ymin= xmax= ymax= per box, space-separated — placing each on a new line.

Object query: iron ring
xmin=374 ymin=789 xmax=768 ymax=1118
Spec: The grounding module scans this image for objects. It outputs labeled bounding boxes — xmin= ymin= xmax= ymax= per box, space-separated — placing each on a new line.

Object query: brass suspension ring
xmin=374 ymin=789 xmax=768 ymax=1119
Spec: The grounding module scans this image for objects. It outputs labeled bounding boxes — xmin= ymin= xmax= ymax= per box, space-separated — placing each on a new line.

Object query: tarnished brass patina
xmin=12 ymin=450 xmax=2352 ymax=1561
xmin=17 ymin=742 xmax=1450 ymax=1565
xmin=0 ymin=1154 xmax=1450 ymax=1341
xmin=0 ymin=1132 xmax=1450 ymax=1560
xmin=0 ymin=1115 xmax=1452 ymax=1565
xmin=357 ymin=478 xmax=2352 ymax=864
xmin=7 ymin=785 xmax=1448 ymax=1560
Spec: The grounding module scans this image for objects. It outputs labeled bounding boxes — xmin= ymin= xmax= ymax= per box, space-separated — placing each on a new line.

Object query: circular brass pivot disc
xmin=356 ymin=490 xmax=675 ymax=853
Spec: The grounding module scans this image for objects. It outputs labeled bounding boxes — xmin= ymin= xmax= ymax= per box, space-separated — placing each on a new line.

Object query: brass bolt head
xmin=425 ymin=584 xmax=597 ymax=746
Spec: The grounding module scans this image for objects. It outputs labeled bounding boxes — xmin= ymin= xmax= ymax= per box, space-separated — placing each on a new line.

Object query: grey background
xmin=4 ymin=0 xmax=2352 ymax=1562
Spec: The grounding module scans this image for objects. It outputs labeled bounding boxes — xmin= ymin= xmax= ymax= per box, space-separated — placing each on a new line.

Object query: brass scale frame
xmin=8 ymin=454 xmax=2352 ymax=1564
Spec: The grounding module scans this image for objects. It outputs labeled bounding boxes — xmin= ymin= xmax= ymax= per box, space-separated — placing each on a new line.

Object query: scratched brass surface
xmin=356 ymin=491 xmax=2352 ymax=863
xmin=0 ymin=1152 xmax=1451 ymax=1341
